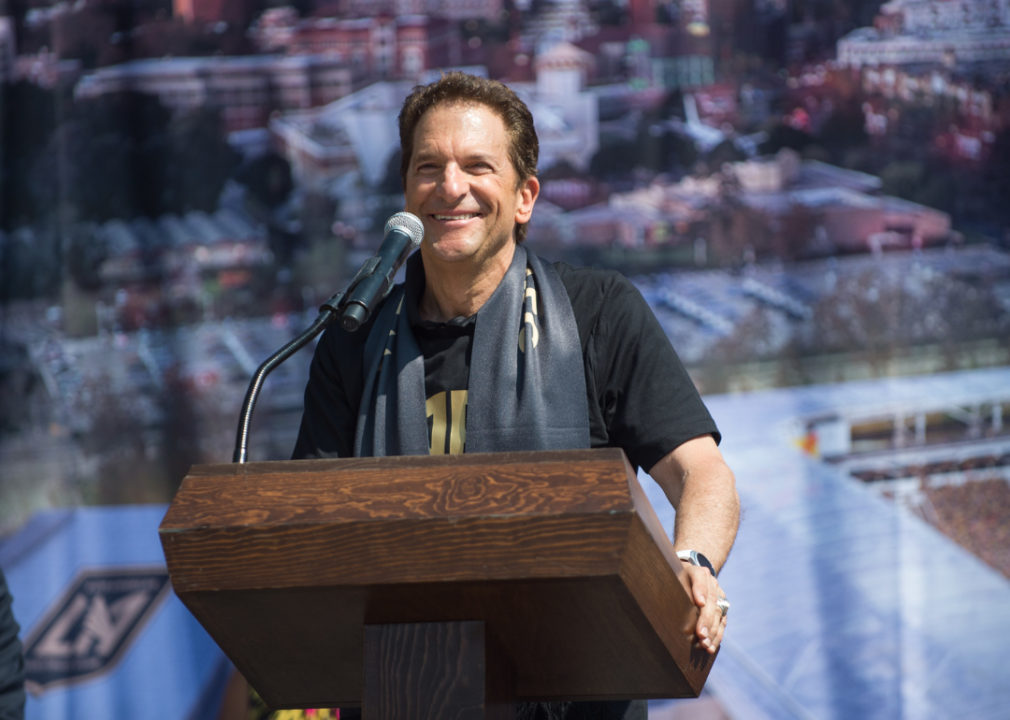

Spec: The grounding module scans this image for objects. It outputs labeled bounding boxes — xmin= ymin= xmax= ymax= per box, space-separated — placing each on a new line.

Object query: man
xmin=294 ymin=73 xmax=739 ymax=720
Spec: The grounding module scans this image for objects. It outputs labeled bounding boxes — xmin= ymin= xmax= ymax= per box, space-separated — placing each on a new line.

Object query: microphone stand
xmin=231 ymin=253 xmax=385 ymax=463
xmin=232 ymin=209 xmax=423 ymax=464
xmin=231 ymin=292 xmax=344 ymax=464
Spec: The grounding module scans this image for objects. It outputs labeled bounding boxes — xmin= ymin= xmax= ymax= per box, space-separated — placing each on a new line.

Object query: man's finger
xmin=709 ymin=596 xmax=728 ymax=651
xmin=686 ymin=566 xmax=708 ymax=607
xmin=712 ymin=613 xmax=727 ymax=649
xmin=697 ymin=603 xmax=718 ymax=651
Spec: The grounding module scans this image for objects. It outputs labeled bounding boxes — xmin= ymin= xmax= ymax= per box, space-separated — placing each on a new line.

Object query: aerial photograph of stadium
xmin=1 ymin=0 xmax=1009 ymax=718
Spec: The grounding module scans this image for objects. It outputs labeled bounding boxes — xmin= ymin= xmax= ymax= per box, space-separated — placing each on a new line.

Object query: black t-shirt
xmin=292 ymin=261 xmax=719 ymax=473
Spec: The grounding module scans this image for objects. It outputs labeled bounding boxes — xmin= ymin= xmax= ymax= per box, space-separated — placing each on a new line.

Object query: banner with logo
xmin=0 ymin=505 xmax=230 ymax=720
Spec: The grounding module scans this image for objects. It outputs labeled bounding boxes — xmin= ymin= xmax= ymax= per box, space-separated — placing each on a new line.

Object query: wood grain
xmin=162 ymin=453 xmax=633 ymax=527
xmin=160 ymin=449 xmax=713 ymax=708
xmin=163 ymin=514 xmax=630 ymax=591
xmin=363 ymin=622 xmax=514 ymax=720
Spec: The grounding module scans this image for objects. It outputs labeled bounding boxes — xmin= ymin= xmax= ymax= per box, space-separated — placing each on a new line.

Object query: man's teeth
xmin=433 ymin=214 xmax=478 ymax=220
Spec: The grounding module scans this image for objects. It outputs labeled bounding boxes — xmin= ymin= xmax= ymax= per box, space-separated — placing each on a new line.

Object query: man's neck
xmin=418 ymin=242 xmax=516 ymax=322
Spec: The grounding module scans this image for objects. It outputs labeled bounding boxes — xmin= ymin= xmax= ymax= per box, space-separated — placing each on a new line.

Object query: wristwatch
xmin=677 ymin=549 xmax=716 ymax=577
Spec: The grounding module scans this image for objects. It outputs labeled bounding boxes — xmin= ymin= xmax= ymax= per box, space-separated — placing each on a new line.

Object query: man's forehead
xmin=410 ymin=101 xmax=511 ymax=157
xmin=420 ymin=99 xmax=499 ymax=122
xmin=413 ymin=101 xmax=506 ymax=138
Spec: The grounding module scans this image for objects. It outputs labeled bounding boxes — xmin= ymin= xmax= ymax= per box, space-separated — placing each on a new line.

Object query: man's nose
xmin=437 ymin=164 xmax=467 ymax=200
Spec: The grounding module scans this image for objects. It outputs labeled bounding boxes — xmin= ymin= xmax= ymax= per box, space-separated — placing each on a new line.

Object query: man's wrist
xmin=677 ymin=549 xmax=716 ymax=577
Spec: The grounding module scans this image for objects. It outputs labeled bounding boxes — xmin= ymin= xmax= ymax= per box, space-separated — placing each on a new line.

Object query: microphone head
xmin=385 ymin=212 xmax=424 ymax=248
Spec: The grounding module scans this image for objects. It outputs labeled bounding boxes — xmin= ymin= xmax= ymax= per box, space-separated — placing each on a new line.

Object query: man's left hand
xmin=648 ymin=435 xmax=738 ymax=655
xmin=681 ymin=562 xmax=728 ymax=654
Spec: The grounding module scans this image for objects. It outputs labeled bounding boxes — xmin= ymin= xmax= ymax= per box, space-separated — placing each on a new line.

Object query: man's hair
xmin=398 ymin=72 xmax=539 ymax=243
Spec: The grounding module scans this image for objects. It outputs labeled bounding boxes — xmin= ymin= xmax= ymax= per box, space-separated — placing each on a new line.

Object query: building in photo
xmin=838 ymin=0 xmax=1010 ymax=68
xmin=74 ymin=55 xmax=359 ymax=132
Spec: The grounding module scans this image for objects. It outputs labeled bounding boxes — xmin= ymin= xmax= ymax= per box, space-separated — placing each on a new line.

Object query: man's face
xmin=405 ymin=102 xmax=538 ymax=268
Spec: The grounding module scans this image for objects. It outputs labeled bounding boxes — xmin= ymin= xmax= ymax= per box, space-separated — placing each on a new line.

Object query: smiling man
xmin=293 ymin=73 xmax=739 ymax=720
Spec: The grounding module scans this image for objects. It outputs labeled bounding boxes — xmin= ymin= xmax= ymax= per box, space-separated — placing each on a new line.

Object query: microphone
xmin=340 ymin=212 xmax=424 ymax=332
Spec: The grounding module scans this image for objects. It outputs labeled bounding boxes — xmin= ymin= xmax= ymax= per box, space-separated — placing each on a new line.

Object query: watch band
xmin=677 ymin=549 xmax=716 ymax=577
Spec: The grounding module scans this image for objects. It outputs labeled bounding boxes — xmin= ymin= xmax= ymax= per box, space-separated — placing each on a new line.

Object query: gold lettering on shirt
xmin=425 ymin=390 xmax=468 ymax=455
xmin=426 ymin=392 xmax=447 ymax=455
xmin=450 ymin=390 xmax=467 ymax=454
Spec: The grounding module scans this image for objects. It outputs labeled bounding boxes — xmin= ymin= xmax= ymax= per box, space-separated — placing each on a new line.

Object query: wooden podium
xmin=159 ymin=449 xmax=715 ymax=718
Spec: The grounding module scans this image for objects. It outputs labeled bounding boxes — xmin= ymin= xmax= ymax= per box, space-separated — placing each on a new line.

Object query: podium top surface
xmin=162 ymin=449 xmax=636 ymax=532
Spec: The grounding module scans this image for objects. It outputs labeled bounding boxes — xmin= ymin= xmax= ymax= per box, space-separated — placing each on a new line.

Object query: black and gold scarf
xmin=353 ymin=243 xmax=589 ymax=457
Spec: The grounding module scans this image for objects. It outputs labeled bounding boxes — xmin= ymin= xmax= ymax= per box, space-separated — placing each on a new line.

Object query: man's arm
xmin=648 ymin=433 xmax=739 ymax=655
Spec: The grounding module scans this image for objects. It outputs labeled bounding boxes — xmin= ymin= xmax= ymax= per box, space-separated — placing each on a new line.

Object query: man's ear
xmin=514 ymin=176 xmax=540 ymax=225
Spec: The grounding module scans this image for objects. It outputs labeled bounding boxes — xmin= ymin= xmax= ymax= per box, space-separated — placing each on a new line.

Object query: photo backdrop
xmin=1 ymin=0 xmax=1009 ymax=718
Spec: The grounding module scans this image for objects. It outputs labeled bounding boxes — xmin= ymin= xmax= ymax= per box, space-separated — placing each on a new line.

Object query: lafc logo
xmin=23 ymin=567 xmax=171 ymax=694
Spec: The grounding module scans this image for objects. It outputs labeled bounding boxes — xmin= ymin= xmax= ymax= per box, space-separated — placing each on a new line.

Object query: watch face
xmin=678 ymin=550 xmax=717 ymax=577
xmin=695 ymin=552 xmax=716 ymax=577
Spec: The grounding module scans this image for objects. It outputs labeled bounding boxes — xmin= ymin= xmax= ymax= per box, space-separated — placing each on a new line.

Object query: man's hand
xmin=681 ymin=562 xmax=728 ymax=654
xmin=648 ymin=434 xmax=739 ymax=654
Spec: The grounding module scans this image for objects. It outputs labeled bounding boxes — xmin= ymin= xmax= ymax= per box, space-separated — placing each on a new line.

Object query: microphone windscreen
xmin=384 ymin=212 xmax=424 ymax=246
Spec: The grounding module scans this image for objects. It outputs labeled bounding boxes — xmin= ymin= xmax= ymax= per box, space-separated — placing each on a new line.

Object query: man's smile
xmin=431 ymin=213 xmax=482 ymax=221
